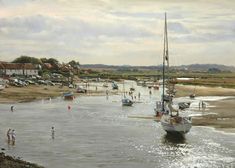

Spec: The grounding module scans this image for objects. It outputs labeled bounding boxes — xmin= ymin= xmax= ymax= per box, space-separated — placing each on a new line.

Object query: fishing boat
xmin=158 ymin=13 xmax=192 ymax=135
xmin=63 ymin=92 xmax=74 ymax=100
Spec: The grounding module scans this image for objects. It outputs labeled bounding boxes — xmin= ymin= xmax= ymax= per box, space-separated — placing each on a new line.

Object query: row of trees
xmin=12 ymin=56 xmax=80 ymax=69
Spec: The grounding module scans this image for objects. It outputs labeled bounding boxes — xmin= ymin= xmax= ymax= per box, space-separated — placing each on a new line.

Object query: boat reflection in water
xmin=162 ymin=133 xmax=186 ymax=144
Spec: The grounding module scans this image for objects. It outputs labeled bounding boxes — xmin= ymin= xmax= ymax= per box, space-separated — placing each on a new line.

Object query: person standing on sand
xmin=11 ymin=130 xmax=16 ymax=145
xmin=10 ymin=106 xmax=14 ymax=112
xmin=106 ymin=90 xmax=109 ymax=100
xmin=138 ymin=92 xmax=141 ymax=100
xmin=51 ymin=127 xmax=55 ymax=139
xmin=7 ymin=129 xmax=11 ymax=143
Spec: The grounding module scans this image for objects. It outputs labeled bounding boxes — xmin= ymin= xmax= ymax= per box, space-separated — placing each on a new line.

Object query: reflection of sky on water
xmin=0 ymin=82 xmax=234 ymax=168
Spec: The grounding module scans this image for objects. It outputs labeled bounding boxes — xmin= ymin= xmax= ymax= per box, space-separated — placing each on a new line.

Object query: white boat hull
xmin=161 ymin=115 xmax=192 ymax=134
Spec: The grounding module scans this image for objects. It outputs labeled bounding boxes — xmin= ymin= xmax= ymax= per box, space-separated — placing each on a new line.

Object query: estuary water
xmin=0 ymin=83 xmax=234 ymax=168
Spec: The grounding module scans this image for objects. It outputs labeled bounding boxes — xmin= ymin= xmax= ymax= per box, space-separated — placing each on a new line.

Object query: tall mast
xmin=162 ymin=12 xmax=168 ymax=111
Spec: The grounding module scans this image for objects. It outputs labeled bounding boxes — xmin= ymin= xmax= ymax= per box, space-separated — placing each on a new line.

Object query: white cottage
xmin=0 ymin=63 xmax=38 ymax=76
xmin=24 ymin=63 xmax=39 ymax=76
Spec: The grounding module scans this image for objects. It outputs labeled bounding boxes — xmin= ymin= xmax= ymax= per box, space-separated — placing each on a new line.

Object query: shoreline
xmin=0 ymin=152 xmax=44 ymax=168
xmin=191 ymin=97 xmax=235 ymax=133
xmin=0 ymin=85 xmax=118 ymax=104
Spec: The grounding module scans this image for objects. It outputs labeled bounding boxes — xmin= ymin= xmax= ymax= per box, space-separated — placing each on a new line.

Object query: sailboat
xmin=159 ymin=13 xmax=192 ymax=134
xmin=122 ymin=80 xmax=133 ymax=106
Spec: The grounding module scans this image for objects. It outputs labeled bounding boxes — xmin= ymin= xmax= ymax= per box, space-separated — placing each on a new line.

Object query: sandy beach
xmin=0 ymin=85 xmax=117 ymax=103
xmin=175 ymin=85 xmax=235 ymax=97
xmin=192 ymin=98 xmax=235 ymax=133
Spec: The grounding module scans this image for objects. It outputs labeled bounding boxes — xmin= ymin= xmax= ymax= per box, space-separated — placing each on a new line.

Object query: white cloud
xmin=0 ymin=0 xmax=234 ymax=66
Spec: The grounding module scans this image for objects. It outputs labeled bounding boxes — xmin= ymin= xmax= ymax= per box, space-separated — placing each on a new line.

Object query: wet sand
xmin=174 ymin=85 xmax=235 ymax=133
xmin=175 ymin=85 xmax=235 ymax=97
xmin=192 ymin=98 xmax=235 ymax=133
xmin=0 ymin=85 xmax=117 ymax=103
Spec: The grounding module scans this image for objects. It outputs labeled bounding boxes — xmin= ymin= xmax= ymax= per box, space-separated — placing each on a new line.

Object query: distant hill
xmin=80 ymin=64 xmax=235 ymax=72
xmin=172 ymin=64 xmax=235 ymax=72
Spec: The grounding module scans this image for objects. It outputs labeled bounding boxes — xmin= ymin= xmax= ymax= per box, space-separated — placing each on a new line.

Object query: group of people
xmin=6 ymin=127 xmax=55 ymax=145
xmin=126 ymin=91 xmax=141 ymax=100
xmin=6 ymin=129 xmax=16 ymax=145
xmin=199 ymin=101 xmax=206 ymax=109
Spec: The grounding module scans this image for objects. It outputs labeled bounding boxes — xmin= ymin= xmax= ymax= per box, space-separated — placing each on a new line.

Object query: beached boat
xmin=189 ymin=93 xmax=196 ymax=99
xmin=122 ymin=98 xmax=133 ymax=106
xmin=157 ymin=13 xmax=192 ymax=135
xmin=112 ymin=82 xmax=118 ymax=90
xmin=122 ymin=80 xmax=133 ymax=106
xmin=178 ymin=102 xmax=191 ymax=110
xmin=189 ymin=79 xmax=196 ymax=99
xmin=63 ymin=92 xmax=74 ymax=100
xmin=153 ymin=83 xmax=160 ymax=90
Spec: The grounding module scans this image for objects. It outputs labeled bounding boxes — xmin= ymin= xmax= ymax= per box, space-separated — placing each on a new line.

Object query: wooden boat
xmin=63 ymin=92 xmax=74 ymax=100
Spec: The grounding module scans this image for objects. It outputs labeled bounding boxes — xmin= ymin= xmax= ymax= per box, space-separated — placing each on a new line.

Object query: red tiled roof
xmin=0 ymin=63 xmax=37 ymax=69
xmin=0 ymin=63 xmax=4 ymax=69
xmin=24 ymin=63 xmax=37 ymax=69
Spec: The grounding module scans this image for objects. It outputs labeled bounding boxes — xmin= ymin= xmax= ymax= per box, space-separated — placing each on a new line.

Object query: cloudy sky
xmin=0 ymin=0 xmax=234 ymax=66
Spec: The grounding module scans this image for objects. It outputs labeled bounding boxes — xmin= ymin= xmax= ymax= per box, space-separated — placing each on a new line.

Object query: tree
xmin=68 ymin=60 xmax=80 ymax=75
xmin=47 ymin=58 xmax=59 ymax=65
xmin=68 ymin=60 xmax=80 ymax=68
xmin=40 ymin=58 xmax=48 ymax=63
xmin=12 ymin=56 xmax=42 ymax=64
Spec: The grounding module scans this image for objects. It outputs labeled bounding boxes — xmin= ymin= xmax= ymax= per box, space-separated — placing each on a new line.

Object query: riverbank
xmin=0 ymin=85 xmax=117 ymax=103
xmin=174 ymin=85 xmax=235 ymax=133
xmin=0 ymin=152 xmax=44 ymax=168
xmin=175 ymin=84 xmax=235 ymax=97
xmin=192 ymin=98 xmax=235 ymax=133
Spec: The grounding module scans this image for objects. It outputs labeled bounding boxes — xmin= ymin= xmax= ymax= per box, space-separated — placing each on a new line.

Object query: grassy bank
xmin=81 ymin=70 xmax=235 ymax=88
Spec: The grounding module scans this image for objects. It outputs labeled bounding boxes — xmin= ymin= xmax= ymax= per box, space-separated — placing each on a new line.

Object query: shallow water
xmin=0 ymin=82 xmax=234 ymax=168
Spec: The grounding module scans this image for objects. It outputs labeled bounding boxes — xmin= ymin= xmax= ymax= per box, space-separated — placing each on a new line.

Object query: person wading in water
xmin=7 ymin=128 xmax=11 ymax=144
xmin=11 ymin=130 xmax=16 ymax=145
xmin=51 ymin=127 xmax=55 ymax=139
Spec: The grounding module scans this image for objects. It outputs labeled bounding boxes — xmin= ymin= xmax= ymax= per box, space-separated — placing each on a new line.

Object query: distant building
xmin=0 ymin=63 xmax=39 ymax=76
xmin=23 ymin=63 xmax=39 ymax=76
